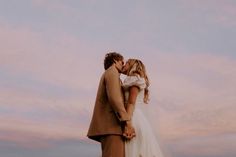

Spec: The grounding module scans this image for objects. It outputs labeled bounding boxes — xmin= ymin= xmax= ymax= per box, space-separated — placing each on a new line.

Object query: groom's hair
xmin=104 ymin=52 xmax=123 ymax=70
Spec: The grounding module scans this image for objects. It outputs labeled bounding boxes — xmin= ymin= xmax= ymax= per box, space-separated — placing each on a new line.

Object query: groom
xmin=87 ymin=52 xmax=135 ymax=157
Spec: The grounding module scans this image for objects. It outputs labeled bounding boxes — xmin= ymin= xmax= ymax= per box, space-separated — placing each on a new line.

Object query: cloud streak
xmin=145 ymin=53 xmax=236 ymax=142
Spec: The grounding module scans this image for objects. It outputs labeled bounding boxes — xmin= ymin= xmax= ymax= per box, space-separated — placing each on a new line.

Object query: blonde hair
xmin=126 ymin=59 xmax=150 ymax=104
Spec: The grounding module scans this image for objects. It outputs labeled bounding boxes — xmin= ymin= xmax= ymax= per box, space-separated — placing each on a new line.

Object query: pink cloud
xmin=0 ymin=86 xmax=92 ymax=139
xmin=0 ymin=114 xmax=87 ymax=147
xmin=0 ymin=21 xmax=104 ymax=145
xmin=0 ymin=22 xmax=103 ymax=91
xmin=144 ymin=52 xmax=236 ymax=141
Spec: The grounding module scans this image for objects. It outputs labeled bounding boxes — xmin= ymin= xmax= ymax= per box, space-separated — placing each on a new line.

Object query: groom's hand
xmin=123 ymin=121 xmax=136 ymax=140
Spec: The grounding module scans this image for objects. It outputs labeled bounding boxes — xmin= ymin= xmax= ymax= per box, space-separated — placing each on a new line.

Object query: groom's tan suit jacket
xmin=87 ymin=65 xmax=130 ymax=142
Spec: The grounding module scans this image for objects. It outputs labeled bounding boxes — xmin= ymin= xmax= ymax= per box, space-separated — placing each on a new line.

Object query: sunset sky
xmin=0 ymin=0 xmax=236 ymax=157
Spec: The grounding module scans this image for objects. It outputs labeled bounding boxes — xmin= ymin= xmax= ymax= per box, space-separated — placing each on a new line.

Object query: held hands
xmin=123 ymin=120 xmax=136 ymax=140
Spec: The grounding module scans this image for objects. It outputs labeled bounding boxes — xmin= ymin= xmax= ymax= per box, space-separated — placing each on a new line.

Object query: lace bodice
xmin=122 ymin=75 xmax=146 ymax=105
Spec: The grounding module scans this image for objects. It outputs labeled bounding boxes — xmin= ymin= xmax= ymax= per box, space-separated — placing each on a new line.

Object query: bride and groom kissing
xmin=87 ymin=52 xmax=164 ymax=157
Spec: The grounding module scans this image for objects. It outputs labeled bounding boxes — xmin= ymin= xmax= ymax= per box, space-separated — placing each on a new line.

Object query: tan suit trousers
xmin=101 ymin=135 xmax=125 ymax=157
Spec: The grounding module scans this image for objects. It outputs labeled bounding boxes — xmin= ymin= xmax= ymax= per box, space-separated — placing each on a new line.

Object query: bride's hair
xmin=126 ymin=59 xmax=150 ymax=104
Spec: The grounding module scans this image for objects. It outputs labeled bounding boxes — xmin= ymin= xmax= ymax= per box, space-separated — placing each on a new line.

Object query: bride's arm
xmin=126 ymin=86 xmax=139 ymax=121
xmin=123 ymin=85 xmax=139 ymax=139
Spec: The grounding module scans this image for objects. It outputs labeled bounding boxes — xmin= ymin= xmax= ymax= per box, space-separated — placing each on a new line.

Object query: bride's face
xmin=122 ymin=60 xmax=130 ymax=75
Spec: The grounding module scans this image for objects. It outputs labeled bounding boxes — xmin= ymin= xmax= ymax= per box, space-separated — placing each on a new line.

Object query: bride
xmin=122 ymin=59 xmax=164 ymax=157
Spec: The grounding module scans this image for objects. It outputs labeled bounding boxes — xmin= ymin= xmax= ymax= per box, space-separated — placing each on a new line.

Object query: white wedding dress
xmin=123 ymin=76 xmax=164 ymax=157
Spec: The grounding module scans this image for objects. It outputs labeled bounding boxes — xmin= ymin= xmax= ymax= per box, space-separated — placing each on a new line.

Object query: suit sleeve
xmin=105 ymin=69 xmax=130 ymax=122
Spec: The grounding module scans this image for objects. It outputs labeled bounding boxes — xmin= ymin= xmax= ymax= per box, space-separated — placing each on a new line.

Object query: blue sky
xmin=0 ymin=0 xmax=236 ymax=157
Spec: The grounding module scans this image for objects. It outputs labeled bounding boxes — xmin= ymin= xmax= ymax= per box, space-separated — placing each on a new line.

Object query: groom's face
xmin=114 ymin=59 xmax=124 ymax=73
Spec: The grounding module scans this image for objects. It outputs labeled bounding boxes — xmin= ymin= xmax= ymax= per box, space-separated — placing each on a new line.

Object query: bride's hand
xmin=123 ymin=121 xmax=136 ymax=140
